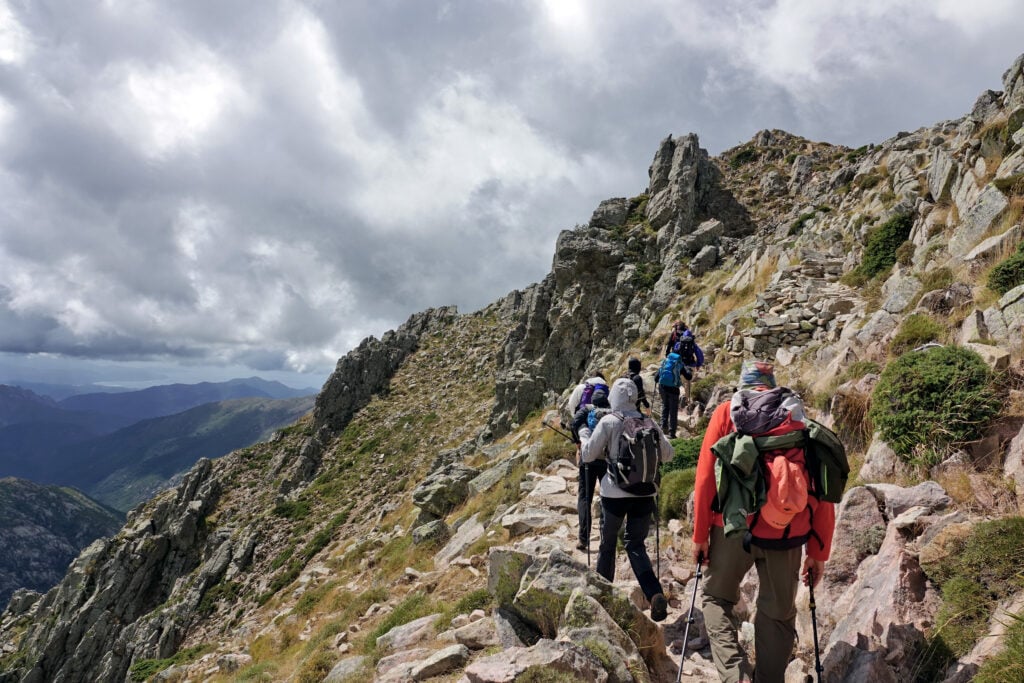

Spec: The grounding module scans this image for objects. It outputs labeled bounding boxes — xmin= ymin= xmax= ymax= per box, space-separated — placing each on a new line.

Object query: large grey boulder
xmin=689 ymin=244 xmax=719 ymax=277
xmin=463 ymin=639 xmax=609 ymax=683
xmin=412 ymin=463 xmax=480 ymax=518
xmin=1004 ymin=423 xmax=1024 ymax=505
xmin=435 ymin=514 xmax=485 ymax=568
xmin=881 ymin=272 xmax=921 ymax=313
xmin=1003 ymin=52 xmax=1024 ymax=110
xmin=949 ymin=184 xmax=1009 ymax=256
xmin=409 ymin=644 xmax=470 ymax=681
xmin=375 ymin=614 xmax=441 ymax=653
xmin=859 ymin=436 xmax=911 ymax=483
xmin=560 ymin=590 xmax=648 ymax=683
xmin=590 ymin=198 xmax=631 ymax=229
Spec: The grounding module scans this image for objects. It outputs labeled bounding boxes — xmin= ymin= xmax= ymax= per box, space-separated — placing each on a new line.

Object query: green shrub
xmin=918 ymin=266 xmax=954 ymax=293
xmin=919 ymin=517 xmax=1024 ymax=675
xmin=868 ymin=346 xmax=1000 ymax=464
xmin=987 ymin=248 xmax=1024 ymax=295
xmin=729 ymin=147 xmax=759 ymax=169
xmin=662 ymin=437 xmax=701 ymax=474
xmin=857 ymin=213 xmax=914 ymax=279
xmin=659 ymin=467 xmax=696 ymax=521
xmin=889 ymin=314 xmax=945 ymax=355
xmin=129 ymin=645 xmax=211 ymax=682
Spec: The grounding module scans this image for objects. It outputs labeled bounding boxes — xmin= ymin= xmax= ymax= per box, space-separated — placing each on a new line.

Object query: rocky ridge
xmin=1 ymin=54 xmax=1024 ymax=682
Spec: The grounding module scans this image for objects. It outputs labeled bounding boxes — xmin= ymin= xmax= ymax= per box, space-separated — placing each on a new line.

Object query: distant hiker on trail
xmin=582 ymin=377 xmax=674 ymax=622
xmin=562 ymin=371 xmax=608 ymax=429
xmin=655 ymin=352 xmax=688 ymax=439
xmin=571 ymin=386 xmax=611 ymax=553
xmin=624 ymin=357 xmax=651 ymax=415
xmin=691 ymin=361 xmax=837 ymax=683
xmin=664 ymin=322 xmax=704 ymax=406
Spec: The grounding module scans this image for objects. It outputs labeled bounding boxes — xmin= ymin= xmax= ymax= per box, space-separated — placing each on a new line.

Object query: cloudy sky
xmin=0 ymin=0 xmax=1021 ymax=390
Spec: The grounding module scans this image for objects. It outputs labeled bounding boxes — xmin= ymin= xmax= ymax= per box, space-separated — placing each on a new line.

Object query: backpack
xmin=576 ymin=381 xmax=609 ymax=413
xmin=608 ymin=412 xmax=661 ymax=495
xmin=657 ymin=354 xmax=688 ymax=387
xmin=712 ymin=387 xmax=850 ymax=546
xmin=673 ymin=335 xmax=697 ymax=365
xmin=587 ymin=406 xmax=611 ymax=431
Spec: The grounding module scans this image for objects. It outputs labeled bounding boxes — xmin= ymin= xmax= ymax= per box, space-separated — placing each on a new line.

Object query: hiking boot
xmin=650 ymin=593 xmax=668 ymax=622
xmin=576 ymin=540 xmax=588 ymax=552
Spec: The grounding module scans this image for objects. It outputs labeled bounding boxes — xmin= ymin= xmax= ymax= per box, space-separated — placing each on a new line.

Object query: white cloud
xmin=0 ymin=0 xmax=31 ymax=65
xmin=93 ymin=50 xmax=247 ymax=158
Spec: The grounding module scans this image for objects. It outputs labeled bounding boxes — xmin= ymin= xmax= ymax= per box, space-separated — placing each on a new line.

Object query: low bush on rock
xmin=868 ymin=346 xmax=1000 ymax=465
xmin=658 ymin=467 xmax=696 ymax=521
xmin=919 ymin=517 xmax=1024 ymax=678
xmin=987 ymin=240 xmax=1024 ymax=295
xmin=889 ymin=313 xmax=945 ymax=355
xmin=856 ymin=213 xmax=914 ymax=279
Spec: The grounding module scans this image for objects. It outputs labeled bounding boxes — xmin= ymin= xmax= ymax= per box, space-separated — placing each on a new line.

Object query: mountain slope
xmin=0 ymin=53 xmax=1022 ymax=683
xmin=57 ymin=377 xmax=316 ymax=425
xmin=0 ymin=479 xmax=123 ymax=608
xmin=67 ymin=395 xmax=316 ymax=511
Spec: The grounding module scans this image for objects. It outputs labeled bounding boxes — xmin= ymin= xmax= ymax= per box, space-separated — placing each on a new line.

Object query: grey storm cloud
xmin=0 ymin=0 xmax=1022 ymax=383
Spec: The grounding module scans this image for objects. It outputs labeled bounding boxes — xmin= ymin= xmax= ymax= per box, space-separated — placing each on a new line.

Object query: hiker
xmin=572 ymin=386 xmax=611 ymax=552
xmin=562 ymin=371 xmax=608 ymax=429
xmin=624 ymin=357 xmax=651 ymax=414
xmin=691 ymin=361 xmax=836 ymax=683
xmin=582 ymin=377 xmax=674 ymax=622
xmin=666 ymin=323 xmax=704 ymax=406
xmin=655 ymin=352 xmax=688 ymax=439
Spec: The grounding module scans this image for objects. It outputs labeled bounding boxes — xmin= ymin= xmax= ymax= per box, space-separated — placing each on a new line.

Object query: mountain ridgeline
xmin=2 ymin=55 xmax=1024 ymax=682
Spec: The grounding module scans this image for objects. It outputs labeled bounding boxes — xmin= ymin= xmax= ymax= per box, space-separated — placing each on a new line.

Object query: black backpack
xmin=673 ymin=336 xmax=697 ymax=365
xmin=608 ymin=413 xmax=661 ymax=495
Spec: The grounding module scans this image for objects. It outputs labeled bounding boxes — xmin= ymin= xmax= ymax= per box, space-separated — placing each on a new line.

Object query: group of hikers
xmin=560 ymin=321 xmax=845 ymax=683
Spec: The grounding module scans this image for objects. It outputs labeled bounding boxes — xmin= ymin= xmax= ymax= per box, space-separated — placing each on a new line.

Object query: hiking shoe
xmin=650 ymin=593 xmax=668 ymax=622
xmin=576 ymin=541 xmax=588 ymax=552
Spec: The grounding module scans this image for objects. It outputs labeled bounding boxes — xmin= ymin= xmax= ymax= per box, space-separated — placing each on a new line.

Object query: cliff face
xmin=0 ymin=480 xmax=123 ymax=608
xmin=2 ymin=54 xmax=1024 ymax=683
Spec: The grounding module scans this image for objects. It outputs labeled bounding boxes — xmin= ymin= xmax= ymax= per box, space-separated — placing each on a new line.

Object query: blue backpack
xmin=658 ymin=354 xmax=683 ymax=388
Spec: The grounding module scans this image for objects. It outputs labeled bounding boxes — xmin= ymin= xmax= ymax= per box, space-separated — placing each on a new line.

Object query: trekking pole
xmin=541 ymin=420 xmax=575 ymax=442
xmin=654 ymin=495 xmax=660 ymax=581
xmin=808 ymin=569 xmax=823 ymax=683
xmin=677 ymin=551 xmax=704 ymax=683
xmin=585 ymin=461 xmax=591 ymax=569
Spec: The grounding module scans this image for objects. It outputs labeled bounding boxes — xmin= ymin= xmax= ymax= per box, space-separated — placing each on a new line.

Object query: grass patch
xmin=659 ymin=467 xmax=696 ymax=521
xmin=889 ymin=313 xmax=945 ymax=355
xmin=918 ymin=517 xmax=1024 ymax=677
xmin=436 ymin=588 xmax=494 ymax=631
xmin=128 ymin=644 xmax=211 ymax=682
xmin=363 ymin=592 xmax=437 ymax=654
xmin=973 ymin=611 xmax=1024 ymax=683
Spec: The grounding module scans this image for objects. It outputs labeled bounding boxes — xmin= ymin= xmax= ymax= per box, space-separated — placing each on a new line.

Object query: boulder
xmin=963 ymin=342 xmax=1011 ymax=371
xmin=1004 ymin=423 xmax=1024 ymax=506
xmin=949 ymin=184 xmax=1010 ymax=256
xmin=915 ymin=283 xmax=973 ymax=315
xmin=859 ymin=436 xmax=911 ymax=483
xmin=324 ymin=655 xmax=368 ymax=683
xmin=463 ymin=639 xmax=609 ymax=683
xmin=823 ymin=487 xmax=888 ymax=598
xmin=500 ymin=508 xmax=565 ymax=537
xmin=412 ymin=463 xmax=481 ymax=518
xmin=409 ymin=644 xmax=470 ymax=681
xmin=453 ymin=616 xmax=499 ymax=650
xmin=512 ymin=550 xmax=608 ymax=637
xmin=560 ymin=590 xmax=649 ymax=683
xmin=412 ymin=520 xmax=451 ymax=546
xmin=590 ymin=198 xmax=631 ymax=229
xmin=689 ymin=244 xmax=719 ymax=277
xmin=881 ymin=272 xmax=921 ymax=314
xmin=959 ymin=309 xmax=990 ymax=344
xmin=435 ymin=514 xmax=485 ymax=568
xmin=469 ymin=454 xmax=526 ymax=496
xmin=375 ymin=614 xmax=441 ymax=653
xmin=864 ymin=481 xmax=952 ymax=519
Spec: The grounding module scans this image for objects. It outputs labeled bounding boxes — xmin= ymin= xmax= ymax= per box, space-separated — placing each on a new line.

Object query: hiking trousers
xmin=659 ymin=384 xmax=680 ymax=437
xmin=701 ymin=525 xmax=802 ymax=683
xmin=577 ymin=460 xmax=607 ymax=547
xmin=596 ymin=496 xmax=663 ymax=601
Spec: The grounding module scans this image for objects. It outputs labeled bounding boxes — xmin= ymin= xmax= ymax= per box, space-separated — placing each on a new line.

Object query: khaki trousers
xmin=701 ymin=526 xmax=802 ymax=683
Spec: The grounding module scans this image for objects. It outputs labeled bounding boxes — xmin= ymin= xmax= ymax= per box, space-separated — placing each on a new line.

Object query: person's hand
xmin=575 ymin=446 xmax=581 ymax=467
xmin=692 ymin=541 xmax=709 ymax=567
xmin=802 ymin=557 xmax=825 ymax=587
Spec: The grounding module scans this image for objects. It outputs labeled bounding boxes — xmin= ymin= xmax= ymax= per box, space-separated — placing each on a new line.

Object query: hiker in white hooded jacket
xmin=582 ymin=377 xmax=675 ymax=621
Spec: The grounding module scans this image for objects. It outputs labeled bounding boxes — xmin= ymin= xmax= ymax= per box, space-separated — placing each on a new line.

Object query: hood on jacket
xmin=609 ymin=377 xmax=638 ymax=412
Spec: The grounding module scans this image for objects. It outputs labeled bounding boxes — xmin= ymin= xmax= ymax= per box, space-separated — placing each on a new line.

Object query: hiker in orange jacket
xmin=691 ymin=360 xmax=836 ymax=683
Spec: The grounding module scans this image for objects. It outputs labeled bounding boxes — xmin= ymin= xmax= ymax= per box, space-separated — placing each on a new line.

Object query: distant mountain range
xmin=0 ymin=478 xmax=124 ymax=608
xmin=0 ymin=378 xmax=317 ymax=511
